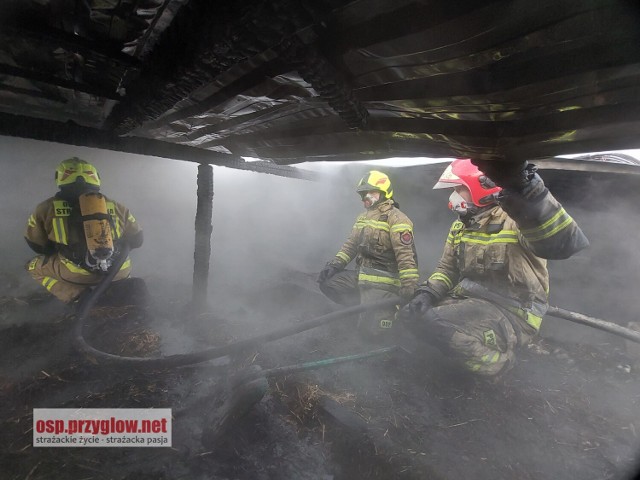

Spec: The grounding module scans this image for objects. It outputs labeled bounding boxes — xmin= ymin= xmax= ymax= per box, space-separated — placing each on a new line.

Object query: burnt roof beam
xmin=106 ymin=0 xmax=367 ymax=134
xmin=0 ymin=64 xmax=123 ymax=101
xmin=1 ymin=26 xmax=140 ymax=67
xmin=0 ymin=112 xmax=318 ymax=180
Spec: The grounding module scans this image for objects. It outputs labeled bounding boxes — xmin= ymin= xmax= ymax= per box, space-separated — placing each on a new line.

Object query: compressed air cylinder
xmin=79 ymin=192 xmax=114 ymax=261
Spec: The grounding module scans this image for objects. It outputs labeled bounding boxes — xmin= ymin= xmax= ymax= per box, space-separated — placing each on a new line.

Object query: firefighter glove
xmin=399 ymin=286 xmax=416 ymax=300
xmin=471 ymin=159 xmax=536 ymax=192
xmin=398 ymin=290 xmax=436 ymax=321
xmin=317 ymin=262 xmax=343 ymax=284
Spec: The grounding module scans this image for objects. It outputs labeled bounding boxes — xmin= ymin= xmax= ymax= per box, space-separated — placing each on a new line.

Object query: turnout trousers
xmin=409 ymin=297 xmax=536 ymax=376
xmin=26 ymin=254 xmax=131 ymax=303
xmin=319 ymin=269 xmax=399 ymax=341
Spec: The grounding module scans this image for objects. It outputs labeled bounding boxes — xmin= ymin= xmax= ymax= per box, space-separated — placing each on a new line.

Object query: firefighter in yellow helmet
xmin=399 ymin=159 xmax=589 ymax=377
xmin=24 ymin=157 xmax=144 ymax=304
xmin=317 ymin=170 xmax=419 ymax=342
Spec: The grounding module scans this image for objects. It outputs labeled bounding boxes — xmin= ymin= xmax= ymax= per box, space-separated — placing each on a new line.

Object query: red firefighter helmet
xmin=433 ymin=159 xmax=501 ymax=207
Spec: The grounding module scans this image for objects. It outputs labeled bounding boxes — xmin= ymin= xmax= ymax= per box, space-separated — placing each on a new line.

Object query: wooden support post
xmin=192 ymin=163 xmax=213 ymax=312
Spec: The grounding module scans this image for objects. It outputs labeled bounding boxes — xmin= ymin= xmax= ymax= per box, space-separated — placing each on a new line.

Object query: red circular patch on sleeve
xmin=400 ymin=231 xmax=413 ymax=245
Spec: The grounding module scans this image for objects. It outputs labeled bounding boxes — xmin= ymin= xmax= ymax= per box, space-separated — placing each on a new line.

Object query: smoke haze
xmin=2 ymin=133 xmax=639 ymax=348
xmin=2 ymin=135 xmax=640 ymax=479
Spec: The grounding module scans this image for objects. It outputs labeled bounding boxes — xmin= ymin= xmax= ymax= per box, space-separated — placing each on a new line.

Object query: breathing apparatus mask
xmin=448 ymin=190 xmax=470 ymax=216
xmin=448 ymin=189 xmax=497 ymax=223
xmin=361 ymin=191 xmax=382 ymax=209
xmin=356 ymin=171 xmax=392 ymax=210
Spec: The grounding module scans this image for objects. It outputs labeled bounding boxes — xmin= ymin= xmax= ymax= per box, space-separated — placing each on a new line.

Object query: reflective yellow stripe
xmin=52 ymin=218 xmax=68 ymax=244
xmin=506 ymin=306 xmax=543 ymax=331
xmin=465 ymin=361 xmax=482 ymax=372
xmin=51 ymin=219 xmax=60 ymax=242
xmin=106 ymin=201 xmax=122 ymax=238
xmin=460 ymin=231 xmax=519 ymax=245
xmin=448 ymin=230 xmax=465 ymax=246
xmin=336 ymin=251 xmax=351 ymax=263
xmin=520 ymin=208 xmax=574 ymax=242
xmin=60 ymin=255 xmax=130 ymax=274
xmin=127 ymin=213 xmax=136 ymax=223
xmin=60 ymin=257 xmax=91 ymax=275
xmin=355 ymin=219 xmax=390 ymax=232
xmin=429 ymin=272 xmax=453 ymax=289
xmin=526 ymin=216 xmax=573 ymax=242
xmin=464 ymin=230 xmax=518 ymax=238
xmin=490 ymin=352 xmax=500 ymax=363
xmin=465 ymin=352 xmax=501 ymax=371
xmin=41 ymin=276 xmax=58 ymax=291
xmin=521 ymin=208 xmax=565 ymax=234
xmin=391 ymin=223 xmax=413 ymax=232
xmin=399 ymin=268 xmax=419 ymax=279
xmin=27 ymin=215 xmax=36 ymax=228
xmin=526 ymin=312 xmax=543 ymax=330
xmin=358 ymin=273 xmax=401 ymax=287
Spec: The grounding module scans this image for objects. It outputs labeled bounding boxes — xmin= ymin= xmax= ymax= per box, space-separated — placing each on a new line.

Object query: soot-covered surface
xmin=1 ymin=272 xmax=640 ymax=480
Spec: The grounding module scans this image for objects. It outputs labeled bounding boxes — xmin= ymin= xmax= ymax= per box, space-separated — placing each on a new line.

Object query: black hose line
xmin=73 ymin=261 xmax=399 ymax=367
xmin=74 ymin=250 xmax=640 ymax=369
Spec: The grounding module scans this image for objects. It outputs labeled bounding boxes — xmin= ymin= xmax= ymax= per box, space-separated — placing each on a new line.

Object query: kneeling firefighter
xmin=399 ymin=159 xmax=589 ymax=376
xmin=24 ymin=157 xmax=144 ymax=304
xmin=317 ymin=170 xmax=419 ymax=342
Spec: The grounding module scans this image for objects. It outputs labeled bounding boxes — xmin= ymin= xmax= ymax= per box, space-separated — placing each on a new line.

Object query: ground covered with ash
xmin=1 ymin=272 xmax=640 ymax=480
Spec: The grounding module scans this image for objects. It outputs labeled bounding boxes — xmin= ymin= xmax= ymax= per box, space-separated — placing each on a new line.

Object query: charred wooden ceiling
xmin=1 ymin=0 xmax=639 ymax=165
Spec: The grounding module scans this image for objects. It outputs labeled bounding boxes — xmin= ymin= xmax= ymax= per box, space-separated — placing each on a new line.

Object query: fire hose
xmin=72 ymin=244 xmax=400 ymax=367
xmin=73 ymin=245 xmax=640 ymax=369
xmin=546 ymin=306 xmax=640 ymax=343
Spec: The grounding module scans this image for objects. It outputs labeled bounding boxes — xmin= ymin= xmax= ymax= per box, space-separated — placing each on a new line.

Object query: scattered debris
xmin=1 ymin=280 xmax=640 ymax=479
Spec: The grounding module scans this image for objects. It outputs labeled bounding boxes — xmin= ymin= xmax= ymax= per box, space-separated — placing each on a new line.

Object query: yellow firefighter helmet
xmin=55 ymin=157 xmax=101 ymax=188
xmin=356 ymin=170 xmax=393 ymax=199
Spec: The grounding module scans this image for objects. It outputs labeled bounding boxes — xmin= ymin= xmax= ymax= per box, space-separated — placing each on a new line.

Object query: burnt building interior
xmin=1 ymin=1 xmax=640 ymax=479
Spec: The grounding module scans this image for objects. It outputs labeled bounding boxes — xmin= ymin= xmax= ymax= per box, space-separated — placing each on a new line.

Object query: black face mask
xmin=459 ymin=204 xmax=495 ymax=225
xmin=56 ymin=182 xmax=99 ymax=201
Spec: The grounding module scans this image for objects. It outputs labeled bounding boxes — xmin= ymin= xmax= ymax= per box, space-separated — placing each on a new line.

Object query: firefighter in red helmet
xmin=317 ymin=170 xmax=419 ymax=343
xmin=400 ymin=159 xmax=589 ymax=377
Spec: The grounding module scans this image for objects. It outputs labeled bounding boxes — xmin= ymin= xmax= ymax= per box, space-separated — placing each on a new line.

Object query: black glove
xmin=471 ymin=159 xmax=535 ymax=192
xmin=317 ymin=263 xmax=343 ymax=284
xmin=398 ymin=290 xmax=437 ymax=321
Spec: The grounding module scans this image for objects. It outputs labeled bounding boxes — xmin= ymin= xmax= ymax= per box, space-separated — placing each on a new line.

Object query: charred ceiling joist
xmin=106 ymin=0 xmax=368 ymax=134
xmin=0 ymin=0 xmax=639 ymax=163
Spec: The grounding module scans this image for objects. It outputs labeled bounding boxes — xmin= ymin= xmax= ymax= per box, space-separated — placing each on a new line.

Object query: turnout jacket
xmin=331 ymin=199 xmax=419 ymax=292
xmin=25 ymin=193 xmax=142 ymax=269
xmin=422 ymin=180 xmax=589 ymax=331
